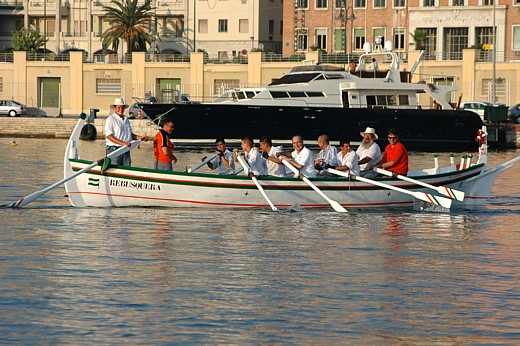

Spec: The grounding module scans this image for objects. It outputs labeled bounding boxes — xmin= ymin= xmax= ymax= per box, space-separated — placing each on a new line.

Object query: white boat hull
xmin=63 ymin=118 xmax=517 ymax=210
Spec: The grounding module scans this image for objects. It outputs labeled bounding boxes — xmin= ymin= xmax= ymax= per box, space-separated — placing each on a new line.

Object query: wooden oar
xmin=374 ymin=167 xmax=465 ymax=202
xmin=327 ymin=168 xmax=452 ymax=209
xmin=237 ymin=155 xmax=278 ymax=211
xmin=187 ymin=154 xmax=217 ymax=173
xmin=2 ymin=141 xmax=141 ymax=209
xmin=282 ymin=160 xmax=347 ymax=213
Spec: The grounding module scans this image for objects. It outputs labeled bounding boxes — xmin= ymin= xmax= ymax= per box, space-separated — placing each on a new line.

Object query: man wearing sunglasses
xmin=378 ymin=128 xmax=408 ymax=176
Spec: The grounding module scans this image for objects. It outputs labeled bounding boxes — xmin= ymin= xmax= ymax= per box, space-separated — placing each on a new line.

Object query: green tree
xmin=410 ymin=29 xmax=427 ymax=51
xmin=101 ymin=0 xmax=157 ymax=55
xmin=12 ymin=28 xmax=47 ymax=52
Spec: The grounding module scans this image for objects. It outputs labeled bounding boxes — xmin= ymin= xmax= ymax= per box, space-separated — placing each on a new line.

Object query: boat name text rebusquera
xmin=109 ymin=179 xmax=162 ymax=191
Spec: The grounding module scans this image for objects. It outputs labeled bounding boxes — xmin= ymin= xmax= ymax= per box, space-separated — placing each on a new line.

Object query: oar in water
xmin=282 ymin=160 xmax=347 ymax=213
xmin=237 ymin=155 xmax=278 ymax=211
xmin=188 ymin=154 xmax=217 ymax=173
xmin=2 ymin=141 xmax=141 ymax=209
xmin=327 ymin=168 xmax=452 ymax=209
xmin=373 ymin=168 xmax=465 ymax=202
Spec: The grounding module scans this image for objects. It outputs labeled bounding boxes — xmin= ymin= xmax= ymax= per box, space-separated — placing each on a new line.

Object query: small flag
xmin=88 ymin=178 xmax=100 ymax=187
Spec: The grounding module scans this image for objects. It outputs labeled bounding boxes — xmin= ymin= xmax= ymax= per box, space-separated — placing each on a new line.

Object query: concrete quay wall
xmin=0 ymin=117 xmax=157 ymax=140
xmin=0 ymin=116 xmax=519 ymax=149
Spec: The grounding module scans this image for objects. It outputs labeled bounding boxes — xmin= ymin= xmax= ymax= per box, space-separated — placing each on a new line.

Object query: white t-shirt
xmin=356 ymin=142 xmax=382 ymax=171
xmin=266 ymin=146 xmax=286 ymax=177
xmin=246 ymin=148 xmax=267 ymax=176
xmin=337 ymin=150 xmax=361 ymax=176
xmin=292 ymin=147 xmax=316 ymax=178
xmin=105 ymin=113 xmax=133 ymax=146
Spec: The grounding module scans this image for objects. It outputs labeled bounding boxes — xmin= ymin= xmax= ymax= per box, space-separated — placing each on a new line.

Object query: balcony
xmin=0 ymin=1 xmax=23 ymax=10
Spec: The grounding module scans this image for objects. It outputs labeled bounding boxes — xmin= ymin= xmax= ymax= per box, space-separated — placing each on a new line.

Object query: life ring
xmin=80 ymin=124 xmax=97 ymax=140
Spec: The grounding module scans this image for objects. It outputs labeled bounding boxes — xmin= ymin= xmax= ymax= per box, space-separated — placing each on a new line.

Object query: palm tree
xmin=410 ymin=29 xmax=427 ymax=51
xmin=101 ymin=0 xmax=157 ymax=55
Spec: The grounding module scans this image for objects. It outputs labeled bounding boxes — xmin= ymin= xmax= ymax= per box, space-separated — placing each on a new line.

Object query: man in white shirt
xmin=104 ymin=97 xmax=148 ymax=166
xmin=328 ymin=139 xmax=360 ymax=176
xmin=356 ymin=127 xmax=382 ymax=178
xmin=279 ymin=135 xmax=316 ymax=178
xmin=206 ymin=138 xmax=235 ymax=175
xmin=259 ymin=136 xmax=286 ymax=177
xmin=236 ymin=136 xmax=267 ymax=176
xmin=314 ymin=134 xmax=338 ymax=175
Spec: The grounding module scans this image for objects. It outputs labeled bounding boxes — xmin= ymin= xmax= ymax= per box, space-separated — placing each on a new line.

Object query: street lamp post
xmin=337 ymin=1 xmax=355 ymax=71
xmin=43 ymin=0 xmax=46 ymax=61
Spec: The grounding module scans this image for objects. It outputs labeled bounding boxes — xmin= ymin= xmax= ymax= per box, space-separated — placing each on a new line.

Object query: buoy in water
xmin=10 ymin=140 xmax=17 ymax=146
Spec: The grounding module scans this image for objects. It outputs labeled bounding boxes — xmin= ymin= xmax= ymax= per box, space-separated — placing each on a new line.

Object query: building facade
xmin=283 ymin=0 xmax=510 ymax=63
xmin=0 ymin=0 xmax=283 ymax=59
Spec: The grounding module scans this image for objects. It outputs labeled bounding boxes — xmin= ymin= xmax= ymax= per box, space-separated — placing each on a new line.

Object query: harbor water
xmin=1 ymin=138 xmax=519 ymax=344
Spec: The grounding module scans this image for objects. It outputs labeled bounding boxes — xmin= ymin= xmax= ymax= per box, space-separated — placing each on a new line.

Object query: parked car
xmin=0 ymin=100 xmax=27 ymax=117
xmin=460 ymin=101 xmax=492 ymax=120
xmin=128 ymin=103 xmax=147 ymax=119
xmin=507 ymin=103 xmax=520 ymax=124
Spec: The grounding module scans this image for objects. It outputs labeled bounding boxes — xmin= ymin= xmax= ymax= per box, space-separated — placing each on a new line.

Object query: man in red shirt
xmin=378 ymin=128 xmax=408 ymax=176
xmin=153 ymin=119 xmax=177 ymax=171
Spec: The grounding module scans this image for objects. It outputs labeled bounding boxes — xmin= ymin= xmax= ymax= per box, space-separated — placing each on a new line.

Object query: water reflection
xmin=1 ymin=139 xmax=520 ymax=343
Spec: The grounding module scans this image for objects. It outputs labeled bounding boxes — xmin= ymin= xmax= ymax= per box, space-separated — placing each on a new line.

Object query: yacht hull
xmin=139 ymin=103 xmax=483 ymax=151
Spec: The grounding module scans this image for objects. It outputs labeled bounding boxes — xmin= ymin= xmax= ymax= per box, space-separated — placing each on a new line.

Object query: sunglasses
xmin=387 ymin=136 xmax=397 ymax=139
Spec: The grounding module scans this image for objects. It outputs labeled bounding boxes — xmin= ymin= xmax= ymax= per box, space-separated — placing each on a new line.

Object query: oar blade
xmin=330 ymin=200 xmax=348 ymax=213
xmin=442 ymin=187 xmax=465 ymax=202
xmin=415 ymin=192 xmax=452 ymax=209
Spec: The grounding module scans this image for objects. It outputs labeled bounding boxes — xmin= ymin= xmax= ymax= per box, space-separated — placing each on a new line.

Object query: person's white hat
xmin=110 ymin=97 xmax=129 ymax=110
xmin=360 ymin=127 xmax=378 ymax=140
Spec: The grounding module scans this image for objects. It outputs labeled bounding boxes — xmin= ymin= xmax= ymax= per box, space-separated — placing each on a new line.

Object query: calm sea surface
xmin=1 ymin=138 xmax=519 ymax=344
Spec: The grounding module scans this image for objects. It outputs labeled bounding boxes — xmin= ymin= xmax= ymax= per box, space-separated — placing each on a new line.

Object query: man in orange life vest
xmin=153 ymin=118 xmax=177 ymax=171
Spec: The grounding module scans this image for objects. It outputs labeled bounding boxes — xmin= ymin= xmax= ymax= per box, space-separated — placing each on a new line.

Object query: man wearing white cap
xmin=104 ymin=97 xmax=149 ymax=166
xmin=356 ymin=127 xmax=381 ymax=178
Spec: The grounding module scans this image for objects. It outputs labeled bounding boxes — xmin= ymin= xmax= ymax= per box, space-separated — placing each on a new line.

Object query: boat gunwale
xmin=69 ymin=158 xmax=485 ymax=192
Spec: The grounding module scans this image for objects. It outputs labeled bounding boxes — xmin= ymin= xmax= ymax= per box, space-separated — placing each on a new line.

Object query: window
xmin=354 ymin=0 xmax=366 ymax=6
xmin=198 ymin=19 xmax=208 ymax=33
xmin=74 ymin=20 xmax=86 ymax=37
xmin=214 ymin=79 xmax=240 ymax=96
xmin=476 ymin=27 xmax=493 ymax=46
xmin=334 ymin=28 xmax=345 ymax=51
xmin=374 ymin=0 xmax=385 ymax=7
xmin=239 ymin=19 xmax=248 ymax=33
xmin=452 ymin=0 xmax=464 ymax=5
xmin=218 ymin=19 xmax=228 ymax=33
xmin=269 ymin=20 xmax=274 ymax=34
xmin=444 ymin=27 xmax=468 ymax=60
xmin=482 ymin=0 xmax=494 ymax=4
xmin=514 ymin=26 xmax=520 ymax=50
xmin=393 ymin=0 xmax=405 ymax=6
xmin=373 ymin=28 xmax=385 ymax=47
xmin=423 ymin=0 xmax=434 ymax=6
xmin=316 ymin=28 xmax=327 ymax=49
xmin=296 ymin=29 xmax=308 ymax=50
xmin=316 ymin=0 xmax=328 ymax=8
xmin=96 ymin=78 xmax=121 ymax=94
xmin=418 ymin=27 xmax=437 ymax=59
xmin=0 ymin=77 xmax=3 ymax=93
xmin=335 ymin=0 xmax=344 ymax=7
xmin=354 ymin=28 xmax=366 ymax=50
xmin=482 ymin=78 xmax=506 ymax=98
xmin=297 ymin=0 xmax=309 ymax=8
xmin=393 ymin=27 xmax=405 ymax=49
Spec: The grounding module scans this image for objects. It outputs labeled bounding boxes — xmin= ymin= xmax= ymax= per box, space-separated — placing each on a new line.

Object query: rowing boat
xmin=64 ymin=116 xmax=518 ymax=210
